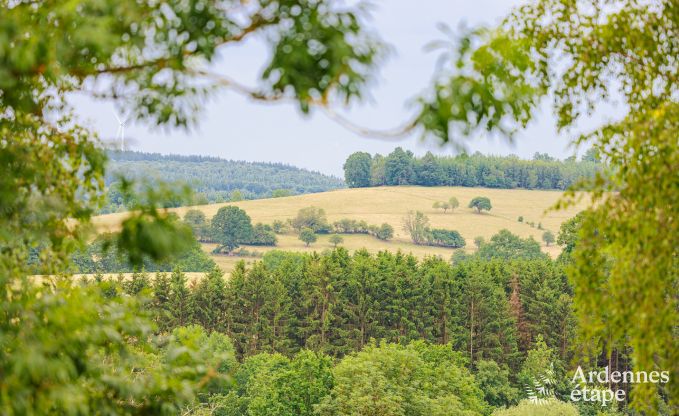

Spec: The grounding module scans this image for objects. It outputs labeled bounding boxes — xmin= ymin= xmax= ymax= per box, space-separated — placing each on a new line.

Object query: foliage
xmin=344 ymin=150 xmax=599 ymax=190
xmin=449 ymin=196 xmax=460 ymax=211
xmin=491 ymin=399 xmax=579 ymax=416
xmin=476 ymin=230 xmax=546 ymax=261
xmin=417 ymin=0 xmax=678 ymax=409
xmin=248 ymin=223 xmax=278 ymax=246
xmin=332 ymin=218 xmax=394 ymax=241
xmin=291 ymin=207 xmax=331 ymax=233
xmin=343 ymin=151 xmax=372 ymax=188
xmin=228 ymin=350 xmax=334 ymax=416
xmin=298 ymin=228 xmax=318 ymax=247
xmin=69 ymin=234 xmax=216 ymax=273
xmin=210 ymin=206 xmax=254 ymax=253
xmin=427 ymin=228 xmax=466 ymax=248
xmin=475 ymin=360 xmax=519 ymax=408
xmin=542 ymin=231 xmax=555 ymax=246
xmin=402 ymin=211 xmax=430 ymax=245
xmin=0 ymin=279 xmax=206 ymax=414
xmin=374 ymin=223 xmax=395 ymax=241
xmin=316 ymin=342 xmax=488 ymax=416
xmin=469 ymin=197 xmax=492 ymax=213
xmin=184 ymin=209 xmax=210 ymax=241
xmin=329 ymin=235 xmax=344 ymax=247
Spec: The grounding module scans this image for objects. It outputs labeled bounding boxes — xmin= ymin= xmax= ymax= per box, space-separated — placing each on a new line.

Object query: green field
xmin=93 ymin=186 xmax=588 ymax=273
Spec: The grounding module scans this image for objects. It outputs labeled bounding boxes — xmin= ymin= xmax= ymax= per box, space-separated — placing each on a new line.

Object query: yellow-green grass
xmin=93 ymin=186 xmax=587 ymax=273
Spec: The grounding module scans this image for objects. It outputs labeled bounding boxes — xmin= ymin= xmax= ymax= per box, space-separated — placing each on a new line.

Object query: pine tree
xmin=168 ymin=268 xmax=193 ymax=328
xmin=192 ymin=267 xmax=228 ymax=332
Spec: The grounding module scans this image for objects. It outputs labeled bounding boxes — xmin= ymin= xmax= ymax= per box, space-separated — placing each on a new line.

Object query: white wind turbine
xmin=113 ymin=111 xmax=129 ymax=151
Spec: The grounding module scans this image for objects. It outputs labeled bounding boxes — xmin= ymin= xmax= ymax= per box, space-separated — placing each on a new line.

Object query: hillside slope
xmin=94 ymin=186 xmax=588 ymax=270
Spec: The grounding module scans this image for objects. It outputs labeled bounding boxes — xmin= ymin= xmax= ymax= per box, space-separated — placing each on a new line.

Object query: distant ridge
xmin=103 ymin=151 xmax=345 ymax=212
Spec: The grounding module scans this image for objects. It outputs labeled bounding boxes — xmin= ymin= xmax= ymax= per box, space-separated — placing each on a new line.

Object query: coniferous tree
xmin=168 ymin=268 xmax=194 ymax=328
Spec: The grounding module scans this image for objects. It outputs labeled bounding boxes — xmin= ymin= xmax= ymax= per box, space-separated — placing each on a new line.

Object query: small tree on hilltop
xmin=469 ymin=197 xmax=492 ymax=213
xmin=299 ymin=228 xmax=317 ymax=247
xmin=448 ymin=197 xmax=459 ymax=212
xmin=329 ymin=234 xmax=343 ymax=247
xmin=542 ymin=231 xmax=555 ymax=246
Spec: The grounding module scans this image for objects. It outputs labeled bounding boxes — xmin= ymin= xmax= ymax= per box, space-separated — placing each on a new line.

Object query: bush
xmin=427 ymin=229 xmax=466 ymax=248
xmin=248 ymin=223 xmax=277 ymax=246
xmin=517 ymin=216 xmax=523 ymax=222
xmin=375 ymin=223 xmax=394 ymax=241
xmin=291 ymin=207 xmax=330 ymax=233
xmin=272 ymin=220 xmax=289 ymax=234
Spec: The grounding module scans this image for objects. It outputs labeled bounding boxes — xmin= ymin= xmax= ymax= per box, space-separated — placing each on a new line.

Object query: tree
xmin=414 ymin=1 xmax=678 ymax=408
xmin=427 ymin=229 xmax=466 ymax=248
xmin=473 ymin=236 xmax=485 ymax=249
xmin=299 ymin=228 xmax=317 ymax=247
xmin=343 ymin=152 xmax=372 ymax=188
xmin=230 ymin=190 xmax=244 ymax=202
xmin=316 ymin=342 xmax=488 ymax=416
xmin=402 ymin=211 xmax=430 ymax=245
xmin=291 ymin=207 xmax=330 ymax=233
xmin=475 ymin=360 xmax=519 ymax=408
xmin=542 ymin=231 xmax=555 ymax=246
xmin=184 ymin=209 xmax=209 ymax=241
xmin=469 ymin=197 xmax=492 ymax=213
xmin=477 ymin=230 xmax=546 ymax=261
xmin=375 ymin=223 xmax=394 ymax=241
xmin=449 ymin=196 xmax=460 ymax=212
xmin=210 ymin=206 xmax=254 ymax=253
xmin=329 ymin=234 xmax=344 ymax=247
xmin=384 ymin=147 xmax=415 ymax=185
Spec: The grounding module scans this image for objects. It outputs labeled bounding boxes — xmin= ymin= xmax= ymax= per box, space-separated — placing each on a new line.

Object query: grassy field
xmin=93 ymin=186 xmax=588 ymax=272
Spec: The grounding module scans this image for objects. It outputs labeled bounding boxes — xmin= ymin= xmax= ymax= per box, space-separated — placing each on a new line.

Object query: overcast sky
xmin=70 ymin=0 xmax=614 ymax=177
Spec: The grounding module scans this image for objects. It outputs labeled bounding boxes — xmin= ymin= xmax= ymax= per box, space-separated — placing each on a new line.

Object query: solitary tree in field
xmin=474 ymin=236 xmax=485 ymax=249
xmin=329 ymin=234 xmax=344 ymax=247
xmin=210 ymin=206 xmax=253 ymax=253
xmin=448 ymin=197 xmax=460 ymax=212
xmin=469 ymin=197 xmax=492 ymax=214
xmin=299 ymin=228 xmax=317 ymax=247
xmin=542 ymin=231 xmax=555 ymax=247
xmin=402 ymin=211 xmax=430 ymax=245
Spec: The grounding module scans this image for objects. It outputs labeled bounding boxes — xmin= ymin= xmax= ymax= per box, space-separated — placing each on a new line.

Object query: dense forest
xmin=344 ymin=148 xmax=601 ymax=190
xmin=83 ymin=244 xmax=646 ymax=415
xmin=102 ymin=151 xmax=345 ymax=213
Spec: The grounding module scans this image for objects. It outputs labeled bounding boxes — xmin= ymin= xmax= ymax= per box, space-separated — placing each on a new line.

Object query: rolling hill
xmin=93 ymin=186 xmax=588 ymax=273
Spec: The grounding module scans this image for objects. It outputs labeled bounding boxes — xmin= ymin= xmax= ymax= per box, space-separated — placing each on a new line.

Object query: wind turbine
xmin=113 ymin=111 xmax=129 ymax=151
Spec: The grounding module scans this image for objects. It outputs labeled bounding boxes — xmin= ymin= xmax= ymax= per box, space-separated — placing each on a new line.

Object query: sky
xmin=70 ymin=0 xmax=613 ymax=177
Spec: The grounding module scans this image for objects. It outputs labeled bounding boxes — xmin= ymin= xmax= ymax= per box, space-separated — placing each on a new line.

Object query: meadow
xmin=93 ymin=186 xmax=588 ymax=272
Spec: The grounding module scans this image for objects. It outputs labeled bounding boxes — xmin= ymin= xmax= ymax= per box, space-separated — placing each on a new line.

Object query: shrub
xmin=517 ymin=216 xmax=523 ymax=222
xmin=427 ymin=229 xmax=466 ymax=248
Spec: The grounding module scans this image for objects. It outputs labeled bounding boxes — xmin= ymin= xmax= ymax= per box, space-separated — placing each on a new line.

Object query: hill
xmin=102 ymin=151 xmax=345 ymax=212
xmin=93 ymin=186 xmax=588 ymax=272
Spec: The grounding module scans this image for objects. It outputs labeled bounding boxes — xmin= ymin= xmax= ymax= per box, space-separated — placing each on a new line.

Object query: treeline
xmin=101 ymin=151 xmax=345 ymax=213
xmin=344 ymin=148 xmax=600 ymax=189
